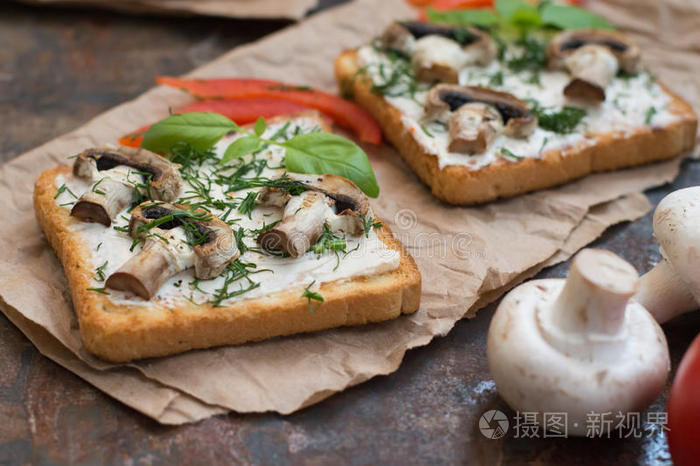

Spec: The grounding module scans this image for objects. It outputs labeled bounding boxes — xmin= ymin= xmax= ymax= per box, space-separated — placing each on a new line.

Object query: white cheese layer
xmin=357 ymin=44 xmax=682 ymax=170
xmin=54 ymin=117 xmax=400 ymax=308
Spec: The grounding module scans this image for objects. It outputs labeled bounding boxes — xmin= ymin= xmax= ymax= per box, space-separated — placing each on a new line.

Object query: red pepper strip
xmin=156 ymin=77 xmax=383 ymax=145
xmin=118 ymin=98 xmax=312 ymax=148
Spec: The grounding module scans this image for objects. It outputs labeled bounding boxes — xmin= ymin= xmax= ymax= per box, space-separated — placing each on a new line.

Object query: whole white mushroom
xmin=636 ymin=187 xmax=700 ymax=323
xmin=488 ymin=248 xmax=670 ymax=436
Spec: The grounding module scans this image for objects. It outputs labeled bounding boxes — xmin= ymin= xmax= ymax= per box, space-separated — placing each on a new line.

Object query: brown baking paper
xmin=15 ymin=0 xmax=320 ymax=20
xmin=0 ymin=0 xmax=697 ymax=423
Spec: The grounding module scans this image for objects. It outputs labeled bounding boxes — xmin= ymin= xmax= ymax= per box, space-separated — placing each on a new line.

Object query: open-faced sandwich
xmin=34 ymin=111 xmax=421 ymax=362
xmin=335 ymin=6 xmax=698 ymax=205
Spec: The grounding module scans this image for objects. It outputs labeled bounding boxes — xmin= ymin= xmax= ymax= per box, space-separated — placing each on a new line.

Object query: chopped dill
xmin=94 ymin=260 xmax=108 ymax=282
xmin=302 ymin=280 xmax=324 ymax=314
xmin=54 ymin=183 xmax=77 ymax=200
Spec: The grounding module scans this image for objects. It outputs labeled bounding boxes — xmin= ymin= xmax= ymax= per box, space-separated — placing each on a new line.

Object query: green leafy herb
xmin=500 ymin=147 xmax=523 ymax=160
xmin=142 ymin=112 xmax=239 ymax=153
xmin=426 ymin=0 xmax=613 ymax=32
xmin=507 ymin=37 xmax=547 ymax=73
xmin=539 ymin=1 xmax=614 ymax=30
xmin=425 ymin=7 xmax=501 ymax=27
xmin=361 ymin=214 xmax=383 ymax=238
xmin=530 ymin=102 xmax=587 ymax=134
xmin=254 ymin=117 xmax=267 ymax=136
xmin=311 ymin=224 xmax=347 ymax=256
xmin=237 ymin=191 xmax=258 ymax=219
xmin=223 ymin=136 xmax=262 ymax=162
xmin=54 ymin=184 xmax=77 ymax=200
xmin=645 ymin=106 xmax=657 ymax=125
xmin=147 ymin=112 xmax=378 ymax=197
xmin=489 ymin=70 xmax=504 ymax=86
xmin=420 ymin=124 xmax=434 ymax=138
xmin=94 ymin=260 xmax=108 ymax=282
xmin=302 ymin=281 xmax=324 ymax=314
xmin=283 ymin=132 xmax=379 ymax=198
xmin=87 ymin=287 xmax=109 ymax=295
xmin=496 ymin=0 xmax=541 ymax=29
xmin=209 ymin=260 xmax=266 ymax=307
xmin=91 ymin=177 xmax=106 ymax=195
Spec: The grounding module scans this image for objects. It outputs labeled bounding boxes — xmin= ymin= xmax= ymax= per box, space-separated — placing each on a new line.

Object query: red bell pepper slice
xmin=118 ymin=98 xmax=311 ymax=148
xmin=156 ymin=77 xmax=383 ymax=145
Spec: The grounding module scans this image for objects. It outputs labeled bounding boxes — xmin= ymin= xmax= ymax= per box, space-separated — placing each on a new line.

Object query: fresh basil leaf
xmin=426 ymin=7 xmax=502 ymax=27
xmin=282 ymin=132 xmax=379 ymax=198
xmin=254 ymin=117 xmax=266 ymax=136
xmin=496 ymin=0 xmax=537 ymax=20
xmin=220 ymin=136 xmax=262 ymax=164
xmin=540 ymin=3 xmax=614 ymax=30
xmin=142 ymin=112 xmax=236 ymax=153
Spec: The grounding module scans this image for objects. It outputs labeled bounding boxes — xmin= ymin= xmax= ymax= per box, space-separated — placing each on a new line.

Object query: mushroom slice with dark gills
xmin=425 ymin=84 xmax=537 ymax=153
xmin=257 ymin=174 xmax=370 ymax=258
xmin=70 ymin=146 xmax=183 ymax=226
xmin=380 ymin=21 xmax=496 ymax=83
xmin=547 ymin=29 xmax=641 ymax=102
xmin=105 ymin=203 xmax=239 ymax=300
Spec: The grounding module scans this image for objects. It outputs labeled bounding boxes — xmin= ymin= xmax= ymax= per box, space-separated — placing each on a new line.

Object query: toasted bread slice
xmin=335 ymin=49 xmax=697 ymax=205
xmin=33 ymin=113 xmax=421 ymax=362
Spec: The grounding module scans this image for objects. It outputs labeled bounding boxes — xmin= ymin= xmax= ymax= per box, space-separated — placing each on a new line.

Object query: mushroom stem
xmin=258 ymin=191 xmax=331 ymax=257
xmin=636 ymin=259 xmax=698 ymax=323
xmin=71 ymin=178 xmax=136 ymax=226
xmin=447 ymin=103 xmax=503 ymax=154
xmin=105 ymin=239 xmax=185 ymax=300
xmin=563 ymin=45 xmax=619 ymax=102
xmin=538 ymin=250 xmax=641 ymax=363
xmin=548 ymin=249 xmax=637 ymax=337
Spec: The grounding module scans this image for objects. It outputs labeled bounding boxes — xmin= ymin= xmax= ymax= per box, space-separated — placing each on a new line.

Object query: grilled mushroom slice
xmin=257 ymin=174 xmax=370 ymax=257
xmin=70 ymin=147 xmax=183 ymax=226
xmin=380 ymin=21 xmax=495 ymax=83
xmin=425 ymin=84 xmax=537 ymax=152
xmin=547 ymin=29 xmax=641 ymax=102
xmin=106 ymin=203 xmax=239 ymax=300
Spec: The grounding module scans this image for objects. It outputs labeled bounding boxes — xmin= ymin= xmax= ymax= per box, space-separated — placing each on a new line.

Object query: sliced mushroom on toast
xmin=425 ymin=84 xmax=537 ymax=153
xmin=70 ymin=147 xmax=183 ymax=226
xmin=257 ymin=174 xmax=370 ymax=257
xmin=105 ymin=203 xmax=239 ymax=300
xmin=381 ymin=21 xmax=496 ymax=83
xmin=547 ymin=29 xmax=641 ymax=102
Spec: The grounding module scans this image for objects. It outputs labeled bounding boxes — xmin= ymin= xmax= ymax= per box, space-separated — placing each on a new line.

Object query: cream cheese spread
xmin=54 ymin=117 xmax=400 ymax=308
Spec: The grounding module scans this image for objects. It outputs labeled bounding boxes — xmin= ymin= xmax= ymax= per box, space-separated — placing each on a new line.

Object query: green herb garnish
xmin=645 ymin=106 xmax=657 ymax=125
xmin=54 ymin=184 xmax=77 ymax=200
xmin=531 ymin=103 xmax=587 ymax=134
xmin=142 ymin=113 xmax=379 ymax=198
xmin=94 ymin=261 xmax=108 ymax=282
xmin=302 ymin=281 xmax=324 ymax=314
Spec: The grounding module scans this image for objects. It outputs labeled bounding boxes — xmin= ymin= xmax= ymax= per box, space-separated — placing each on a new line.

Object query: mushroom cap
xmin=72 ymin=146 xmax=183 ymax=201
xmin=260 ymin=173 xmax=370 ymax=217
xmin=129 ymin=202 xmax=239 ymax=279
xmin=425 ymin=84 xmax=537 ymax=137
xmin=488 ymin=278 xmax=669 ymax=436
xmin=398 ymin=21 xmax=493 ymax=51
xmin=652 ymin=186 xmax=700 ymax=304
xmin=547 ymin=29 xmax=641 ymax=74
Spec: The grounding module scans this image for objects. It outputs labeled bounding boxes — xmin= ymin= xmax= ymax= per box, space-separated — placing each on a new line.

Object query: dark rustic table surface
xmin=1 ymin=2 xmax=699 ymax=465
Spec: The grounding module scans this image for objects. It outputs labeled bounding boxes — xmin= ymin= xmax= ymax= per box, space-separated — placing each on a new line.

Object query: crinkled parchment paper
xmin=0 ymin=0 xmax=697 ymax=423
xmin=15 ymin=0 xmax=320 ymax=20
